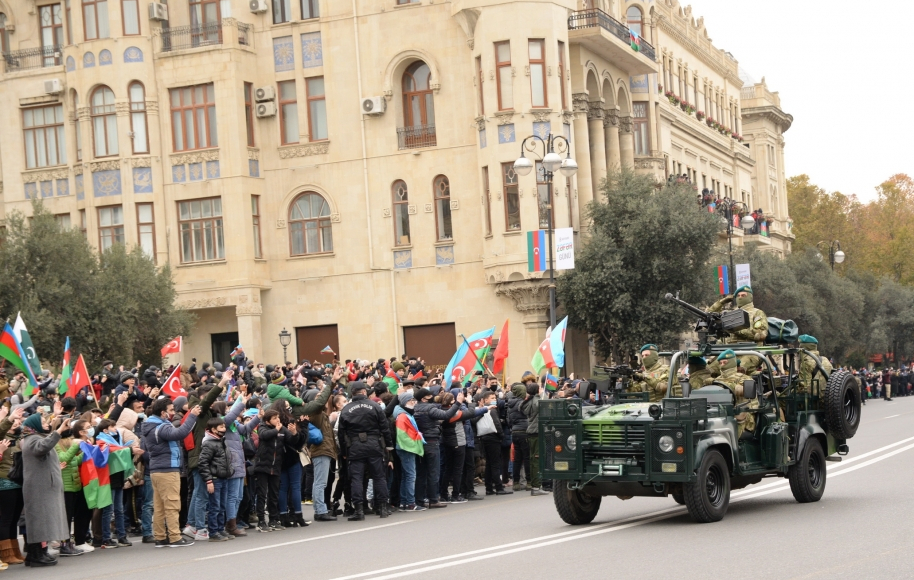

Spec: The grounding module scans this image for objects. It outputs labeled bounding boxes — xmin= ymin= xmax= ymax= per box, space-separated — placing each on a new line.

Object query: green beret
xmin=717 ymin=349 xmax=736 ymax=361
xmin=798 ymin=334 xmax=818 ymax=345
xmin=734 ymin=285 xmax=752 ymax=295
xmin=687 ymin=356 xmax=707 ymax=367
xmin=640 ymin=344 xmax=658 ymax=354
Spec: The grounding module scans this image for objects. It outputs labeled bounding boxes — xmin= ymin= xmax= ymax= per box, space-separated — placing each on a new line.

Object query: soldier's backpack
xmin=766 ymin=317 xmax=798 ymax=344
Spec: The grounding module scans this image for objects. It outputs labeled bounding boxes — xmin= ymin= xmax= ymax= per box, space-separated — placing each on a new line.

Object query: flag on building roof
xmin=160 ymin=336 xmax=182 ymax=357
xmin=527 ymin=230 xmax=547 ymax=272
xmin=58 ymin=337 xmax=71 ymax=396
xmin=79 ymin=441 xmax=112 ymax=509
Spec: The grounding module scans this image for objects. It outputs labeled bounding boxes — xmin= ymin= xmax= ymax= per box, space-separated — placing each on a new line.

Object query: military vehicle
xmin=539 ymin=294 xmax=862 ymax=523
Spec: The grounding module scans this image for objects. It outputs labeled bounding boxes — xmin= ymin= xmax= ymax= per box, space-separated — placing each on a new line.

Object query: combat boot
xmin=348 ymin=507 xmax=365 ymax=522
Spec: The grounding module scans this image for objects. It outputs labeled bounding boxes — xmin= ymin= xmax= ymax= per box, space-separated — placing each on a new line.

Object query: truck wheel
xmin=788 ymin=437 xmax=826 ymax=503
xmin=553 ymin=480 xmax=601 ymax=525
xmin=683 ymin=450 xmax=730 ymax=523
xmin=824 ymin=370 xmax=861 ymax=439
xmin=671 ymin=491 xmax=685 ymax=505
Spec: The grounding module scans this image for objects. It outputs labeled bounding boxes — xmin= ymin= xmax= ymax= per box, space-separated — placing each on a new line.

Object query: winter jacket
xmin=252 ymin=425 xmax=289 ymax=475
xmin=223 ymin=398 xmax=260 ymax=479
xmin=338 ymin=394 xmax=392 ymax=460
xmin=186 ymin=384 xmax=225 ymax=470
xmin=506 ymin=384 xmax=529 ymax=433
xmin=280 ymin=423 xmax=307 ymax=471
xmin=142 ymin=414 xmax=198 ymax=474
xmin=413 ymin=401 xmax=459 ymax=442
xmin=440 ymin=403 xmax=486 ymax=448
xmin=267 ymin=383 xmax=304 ymax=406
xmin=476 ymin=405 xmax=504 ymax=443
xmin=524 ymin=394 xmax=541 ymax=436
xmin=56 ymin=438 xmax=83 ymax=492
xmin=198 ymin=433 xmax=234 ymax=482
xmin=307 ymin=386 xmax=339 ymax=461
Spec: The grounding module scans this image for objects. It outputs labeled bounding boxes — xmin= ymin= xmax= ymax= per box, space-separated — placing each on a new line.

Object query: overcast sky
xmin=684 ymin=0 xmax=912 ymax=202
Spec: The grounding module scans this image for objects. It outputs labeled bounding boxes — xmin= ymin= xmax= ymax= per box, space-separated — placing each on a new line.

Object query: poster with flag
xmin=79 ymin=441 xmax=112 ymax=509
xmin=58 ymin=337 xmax=72 ymax=396
xmin=527 ymin=230 xmax=547 ymax=272
xmin=13 ymin=314 xmax=41 ymax=379
xmin=532 ymin=316 xmax=569 ymax=374
xmin=161 ymin=364 xmax=187 ymax=398
xmin=717 ymin=265 xmax=730 ymax=295
xmin=492 ymin=320 xmax=510 ymax=375
xmin=160 ymin=336 xmax=182 ymax=358
xmin=66 ymin=354 xmax=92 ymax=398
xmin=382 ymin=368 xmax=402 ymax=394
xmin=629 ymin=29 xmax=641 ymax=52
xmin=0 ymin=323 xmax=36 ymax=394
xmin=443 ymin=327 xmax=496 ymax=385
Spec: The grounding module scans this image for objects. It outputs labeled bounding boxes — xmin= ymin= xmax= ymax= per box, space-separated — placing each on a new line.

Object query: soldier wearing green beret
xmin=687 ymin=356 xmax=714 ymax=392
xmin=797 ymin=334 xmax=832 ymax=396
xmin=709 ymin=285 xmax=767 ymax=374
xmin=632 ymin=344 xmax=670 ymax=402
xmin=714 ymin=349 xmax=758 ymax=438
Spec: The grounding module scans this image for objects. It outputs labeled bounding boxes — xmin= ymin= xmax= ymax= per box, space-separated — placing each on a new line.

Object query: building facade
xmin=0 ymin=0 xmax=792 ymax=374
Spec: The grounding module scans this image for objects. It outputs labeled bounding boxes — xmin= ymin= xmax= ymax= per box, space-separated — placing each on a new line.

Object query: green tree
xmin=0 ymin=201 xmax=194 ymax=371
xmin=786 ymin=174 xmax=861 ymax=267
xmin=558 ymin=170 xmax=719 ymax=362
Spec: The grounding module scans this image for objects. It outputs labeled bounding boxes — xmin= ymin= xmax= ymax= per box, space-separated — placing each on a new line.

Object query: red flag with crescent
xmin=161 ymin=336 xmax=182 ymax=357
xmin=161 ymin=365 xmax=187 ymax=398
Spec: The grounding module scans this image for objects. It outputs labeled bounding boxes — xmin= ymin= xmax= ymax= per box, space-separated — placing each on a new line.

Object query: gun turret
xmin=664 ymin=292 xmax=750 ymax=350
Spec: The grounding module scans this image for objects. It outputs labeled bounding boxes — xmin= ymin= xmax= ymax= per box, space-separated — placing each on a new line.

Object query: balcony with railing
xmin=568 ymin=9 xmax=656 ymax=74
xmin=2 ymin=45 xmax=63 ymax=73
xmin=397 ymin=125 xmax=436 ymax=150
xmin=159 ymin=20 xmax=252 ymax=53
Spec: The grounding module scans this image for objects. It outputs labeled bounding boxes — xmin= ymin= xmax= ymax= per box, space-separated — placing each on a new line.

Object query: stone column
xmin=571 ymin=94 xmax=594 ymax=215
xmin=495 ymin=280 xmax=551 ymax=378
xmin=588 ymin=102 xmax=607 ymax=191
xmin=619 ymin=115 xmax=635 ymax=168
xmin=604 ymin=108 xmax=621 ymax=171
xmin=235 ymin=290 xmax=264 ymax=364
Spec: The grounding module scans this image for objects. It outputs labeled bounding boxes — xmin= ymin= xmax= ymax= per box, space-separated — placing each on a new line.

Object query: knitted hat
xmin=173 ymin=396 xmax=187 ymax=412
xmin=119 ymin=371 xmax=135 ymax=383
xmin=798 ymin=334 xmax=818 ymax=345
xmin=521 ymin=371 xmax=537 ymax=383
xmin=270 ymin=372 xmax=287 ymax=385
xmin=392 ymin=362 xmax=406 ymax=372
xmin=398 ymin=391 xmax=415 ymax=407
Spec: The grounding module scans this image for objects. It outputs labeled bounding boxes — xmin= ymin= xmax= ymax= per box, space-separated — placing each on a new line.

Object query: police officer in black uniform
xmin=338 ymin=381 xmax=393 ymax=521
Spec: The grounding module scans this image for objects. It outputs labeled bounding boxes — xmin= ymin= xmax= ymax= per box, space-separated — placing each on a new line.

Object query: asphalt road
xmin=23 ymin=396 xmax=914 ymax=580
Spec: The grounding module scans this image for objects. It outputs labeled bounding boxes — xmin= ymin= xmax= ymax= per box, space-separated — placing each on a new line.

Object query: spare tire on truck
xmin=823 ymin=369 xmax=861 ymax=439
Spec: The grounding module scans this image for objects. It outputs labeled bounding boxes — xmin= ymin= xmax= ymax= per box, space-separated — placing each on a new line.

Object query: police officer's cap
xmin=798 ymin=334 xmax=818 ymax=345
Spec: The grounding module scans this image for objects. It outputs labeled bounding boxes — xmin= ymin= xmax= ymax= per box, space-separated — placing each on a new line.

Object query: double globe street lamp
xmin=816 ymin=240 xmax=846 ymax=270
xmin=513 ymin=133 xmax=577 ymax=329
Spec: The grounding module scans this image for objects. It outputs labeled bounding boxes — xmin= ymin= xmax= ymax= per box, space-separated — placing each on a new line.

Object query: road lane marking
xmin=884 ymin=414 xmax=899 ymax=418
xmin=193 ymin=521 xmax=413 ymax=561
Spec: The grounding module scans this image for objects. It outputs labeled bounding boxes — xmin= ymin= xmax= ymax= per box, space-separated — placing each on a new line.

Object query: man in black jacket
xmin=478 ymin=391 xmax=512 ymax=496
xmin=339 ymin=382 xmax=393 ymax=520
xmin=413 ymin=387 xmax=460 ymax=507
xmin=197 ymin=418 xmax=234 ymax=541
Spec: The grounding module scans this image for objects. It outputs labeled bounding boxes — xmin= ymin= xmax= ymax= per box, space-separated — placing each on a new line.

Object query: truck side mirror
xmin=742 ymin=379 xmax=757 ymax=400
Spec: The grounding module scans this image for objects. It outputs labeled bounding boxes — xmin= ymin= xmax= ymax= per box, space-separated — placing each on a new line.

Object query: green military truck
xmin=540 ymin=295 xmax=862 ymax=524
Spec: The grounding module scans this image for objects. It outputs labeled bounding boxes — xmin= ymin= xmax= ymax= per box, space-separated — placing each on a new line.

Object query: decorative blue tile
xmin=123 ymin=46 xmax=143 ymax=63
xmin=393 ymin=250 xmax=412 ymax=269
xmin=66 ymin=56 xmax=75 ymax=71
xmin=248 ymin=159 xmax=259 ymax=177
xmin=172 ymin=165 xmax=186 ymax=183
xmin=301 ymin=32 xmax=322 ymax=68
xmin=533 ymin=121 xmax=551 ymax=139
xmin=497 ymin=123 xmax=516 ymax=144
xmin=83 ymin=52 xmax=95 ymax=68
xmin=39 ymin=180 xmax=53 ymax=198
xmin=98 ymin=49 xmax=112 ymax=66
xmin=24 ymin=183 xmax=37 ymax=200
xmin=75 ymin=175 xmax=84 ymax=200
xmin=206 ymin=160 xmax=220 ymax=179
xmin=563 ymin=123 xmax=571 ymax=140
xmin=133 ymin=167 xmax=152 ymax=193
xmin=93 ymin=170 xmax=121 ymax=196
xmin=56 ymin=178 xmax=69 ymax=196
xmin=629 ymin=74 xmax=649 ymax=93
xmin=435 ymin=245 xmax=455 ymax=266
xmin=479 ymin=128 xmax=487 ymax=149
xmin=188 ymin=162 xmax=203 ymax=181
xmin=273 ymin=36 xmax=294 ymax=72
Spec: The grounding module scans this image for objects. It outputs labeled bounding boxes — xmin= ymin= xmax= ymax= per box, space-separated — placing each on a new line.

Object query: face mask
xmin=735 ymin=293 xmax=752 ymax=308
xmin=87 ymin=427 xmax=96 ymax=437
xmin=641 ymin=352 xmax=659 ymax=368
xmin=487 ymin=401 xmax=496 ymax=407
xmin=137 ymin=413 xmax=147 ymax=420
xmin=93 ymin=417 xmax=102 ymax=425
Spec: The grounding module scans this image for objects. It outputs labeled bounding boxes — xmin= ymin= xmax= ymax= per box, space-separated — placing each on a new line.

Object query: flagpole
xmin=458 ymin=334 xmax=496 ymax=378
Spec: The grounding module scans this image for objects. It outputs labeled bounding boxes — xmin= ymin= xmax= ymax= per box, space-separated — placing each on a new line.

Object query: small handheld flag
xmin=320 ymin=345 xmax=336 ymax=355
xmin=58 ymin=337 xmax=72 ymax=396
xmin=545 ymin=374 xmax=558 ymax=391
xmin=382 ymin=369 xmax=402 ymax=394
xmin=161 ymin=336 xmax=182 ymax=357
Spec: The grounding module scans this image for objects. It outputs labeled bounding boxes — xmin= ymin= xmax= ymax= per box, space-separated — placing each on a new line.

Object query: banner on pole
xmin=735 ymin=263 xmax=751 ymax=289
xmin=527 ymin=231 xmax=546 ymax=272
xmin=555 ymin=228 xmax=575 ymax=271
xmin=717 ymin=265 xmax=729 ymax=295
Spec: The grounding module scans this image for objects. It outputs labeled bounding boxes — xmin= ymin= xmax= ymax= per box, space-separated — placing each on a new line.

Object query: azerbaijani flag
xmin=58 ymin=337 xmax=72 ymax=396
xmin=760 ymin=222 xmax=769 ymax=237
xmin=0 ymin=323 xmax=33 ymax=391
xmin=79 ymin=441 xmax=112 ymax=509
xmin=395 ymin=412 xmax=426 ymax=456
xmin=230 ymin=344 xmax=243 ymax=358
xmin=545 ymin=374 xmax=559 ymax=391
xmin=532 ymin=317 xmax=569 ymax=374
xmin=97 ymin=437 xmax=135 ymax=480
xmin=443 ymin=327 xmax=496 ymax=385
xmin=717 ymin=265 xmax=730 ymax=295
xmin=630 ymin=29 xmax=641 ymax=52
xmin=382 ymin=368 xmax=402 ymax=394
xmin=527 ymin=230 xmax=546 ymax=273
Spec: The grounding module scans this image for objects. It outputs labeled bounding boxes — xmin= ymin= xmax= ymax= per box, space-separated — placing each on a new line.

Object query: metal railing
xmin=2 ymin=45 xmax=63 ymax=73
xmin=397 ymin=125 xmax=437 ymax=150
xmin=161 ymin=22 xmax=224 ymax=52
xmin=568 ymin=9 xmax=656 ymax=62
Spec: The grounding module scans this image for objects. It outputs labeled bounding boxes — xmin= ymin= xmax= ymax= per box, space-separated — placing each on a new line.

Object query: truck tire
xmin=671 ymin=491 xmax=685 ymax=505
xmin=683 ymin=449 xmax=730 ymax=523
xmin=788 ymin=437 xmax=826 ymax=503
xmin=824 ymin=369 xmax=861 ymax=439
xmin=553 ymin=480 xmax=601 ymax=525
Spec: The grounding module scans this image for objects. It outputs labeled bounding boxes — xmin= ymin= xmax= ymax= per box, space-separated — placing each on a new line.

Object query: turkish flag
xmin=492 ymin=320 xmax=510 ymax=374
xmin=66 ymin=354 xmax=92 ymax=398
xmin=161 ymin=365 xmax=187 ymax=399
xmin=160 ymin=336 xmax=182 ymax=358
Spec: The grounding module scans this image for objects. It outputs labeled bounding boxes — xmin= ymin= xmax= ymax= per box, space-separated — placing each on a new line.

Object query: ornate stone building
xmin=0 ymin=0 xmax=791 ymax=376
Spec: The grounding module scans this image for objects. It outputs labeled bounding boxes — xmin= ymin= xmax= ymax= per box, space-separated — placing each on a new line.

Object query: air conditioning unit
xmin=255 ymin=101 xmax=277 ymax=118
xmin=249 ymin=0 xmax=269 ymax=13
xmin=148 ymin=2 xmax=168 ymax=21
xmin=254 ymin=85 xmax=275 ymax=102
xmin=361 ymin=96 xmax=386 ymax=115
xmin=44 ymin=79 xmax=63 ymax=95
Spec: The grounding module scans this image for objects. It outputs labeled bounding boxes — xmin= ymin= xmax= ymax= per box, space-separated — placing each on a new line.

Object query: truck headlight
xmin=658 ymin=435 xmax=674 ymax=453
xmin=566 ymin=434 xmax=576 ymax=451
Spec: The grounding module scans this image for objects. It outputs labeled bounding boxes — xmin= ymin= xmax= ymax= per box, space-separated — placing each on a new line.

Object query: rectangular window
xmin=434 ymin=176 xmax=452 ymax=241
xmin=273 ymin=0 xmax=291 ymax=24
xmin=558 ymin=41 xmax=567 ymax=110
xmin=632 ymin=101 xmax=650 ymax=156
xmin=137 ymin=202 xmax=155 ymax=259
xmin=306 ymin=77 xmax=327 ymax=141
xmin=252 ymin=195 xmax=262 ymax=259
xmin=528 ymin=39 xmax=546 ymax=108
xmin=535 ymin=162 xmax=552 ymax=229
xmin=129 ymin=84 xmax=148 ymax=154
xmin=65 ymin=0 xmax=72 ymax=44
xmin=178 ymin=197 xmax=225 ymax=263
xmin=40 ymin=4 xmax=64 ymax=48
xmin=278 ymin=80 xmax=299 ymax=145
xmin=83 ymin=0 xmax=109 ymax=40
xmin=495 ymin=41 xmax=513 ymax=111
xmin=482 ymin=166 xmax=492 ymax=236
xmin=244 ymin=82 xmax=255 ymax=146
xmin=475 ymin=56 xmax=484 ymax=116
xmin=56 ymin=213 xmax=71 ymax=229
xmin=169 ymin=83 xmax=218 ymax=152
xmin=502 ymin=162 xmax=520 ymax=231
xmin=23 ymin=105 xmax=67 ymax=169
xmin=98 ymin=205 xmax=124 ymax=251
xmin=301 ymin=0 xmax=319 ymax=18
xmin=122 ymin=0 xmax=139 ymax=34
xmin=79 ymin=209 xmax=87 ymax=239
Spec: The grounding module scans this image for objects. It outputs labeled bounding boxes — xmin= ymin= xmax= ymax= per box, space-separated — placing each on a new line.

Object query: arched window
xmin=289 ymin=192 xmax=332 ymax=255
xmin=402 ymin=61 xmax=435 ymax=128
xmin=129 ymin=82 xmax=148 ymax=154
xmin=434 ymin=175 xmax=452 ymax=241
xmin=0 ymin=13 xmax=9 ymax=54
xmin=392 ymin=180 xmax=410 ymax=246
xmin=91 ymin=86 xmax=118 ymax=157
xmin=626 ymin=6 xmax=643 ymax=37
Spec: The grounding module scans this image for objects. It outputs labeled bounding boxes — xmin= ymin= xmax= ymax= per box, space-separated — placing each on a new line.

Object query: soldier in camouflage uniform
xmin=714 ymin=350 xmax=758 ymax=438
xmin=797 ymin=334 xmax=832 ymax=396
xmin=709 ymin=285 xmax=768 ymax=375
xmin=631 ymin=344 xmax=670 ymax=402
xmin=687 ymin=356 xmax=714 ymax=392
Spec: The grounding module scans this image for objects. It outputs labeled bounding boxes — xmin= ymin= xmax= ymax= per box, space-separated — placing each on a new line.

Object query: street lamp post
xmin=816 ymin=240 xmax=845 ymax=270
xmin=721 ymin=200 xmax=755 ymax=291
xmin=514 ymin=133 xmax=577 ymax=329
xmin=279 ymin=327 xmax=292 ymax=363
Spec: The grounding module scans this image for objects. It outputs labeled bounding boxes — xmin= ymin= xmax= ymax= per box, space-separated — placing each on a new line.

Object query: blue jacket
xmin=141 ymin=414 xmax=197 ymax=474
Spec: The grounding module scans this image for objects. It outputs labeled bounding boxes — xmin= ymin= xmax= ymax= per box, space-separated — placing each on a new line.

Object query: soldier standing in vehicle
xmin=714 ymin=350 xmax=758 ymax=438
xmin=708 ymin=286 xmax=768 ymax=374
xmin=797 ymin=335 xmax=833 ymax=397
xmin=687 ymin=356 xmax=713 ymax=392
xmin=632 ymin=344 xmax=670 ymax=402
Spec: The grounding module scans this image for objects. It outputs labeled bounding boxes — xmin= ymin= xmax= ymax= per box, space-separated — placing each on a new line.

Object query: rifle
xmin=664 ymin=292 xmax=750 ymax=350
